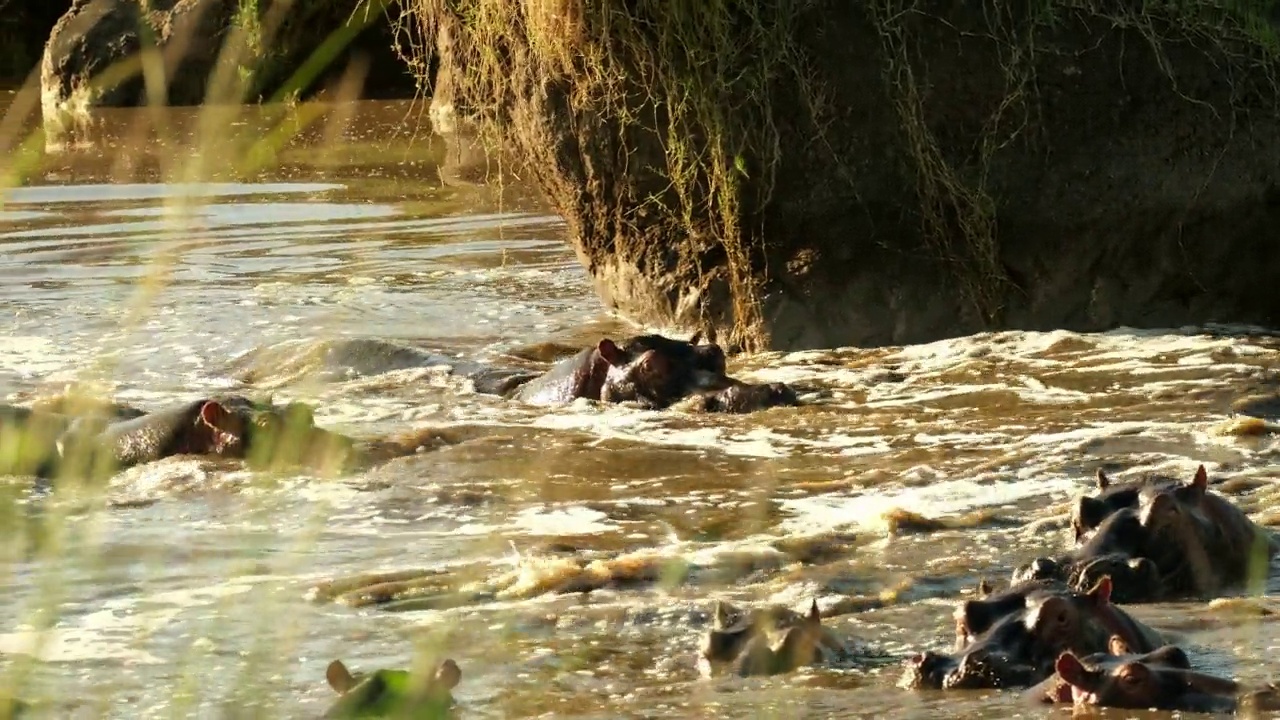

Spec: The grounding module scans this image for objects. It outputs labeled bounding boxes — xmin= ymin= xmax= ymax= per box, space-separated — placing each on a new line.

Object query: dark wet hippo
xmin=900 ymin=576 xmax=1163 ymax=691
xmin=699 ymin=599 xmax=842 ymax=677
xmin=323 ymin=658 xmax=460 ymax=718
xmin=1037 ymin=642 xmax=1280 ymax=714
xmin=0 ymin=399 xmax=145 ymax=478
xmin=233 ymin=332 xmax=797 ymax=413
xmin=52 ymin=395 xmax=438 ymax=479
xmin=1017 ymin=509 xmax=1164 ymax=604
xmin=1014 ymin=465 xmax=1277 ymax=602
xmin=511 ymin=332 xmax=797 ymax=412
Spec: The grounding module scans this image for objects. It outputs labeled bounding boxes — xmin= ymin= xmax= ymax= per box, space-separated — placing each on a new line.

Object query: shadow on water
xmin=3 ymin=93 xmax=1280 ymax=719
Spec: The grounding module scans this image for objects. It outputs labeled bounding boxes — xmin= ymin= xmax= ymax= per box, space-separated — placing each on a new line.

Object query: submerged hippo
xmin=1014 ymin=466 xmax=1277 ymax=602
xmin=234 ymin=332 xmax=799 ymax=413
xmin=50 ymin=395 xmax=445 ymax=480
xmin=699 ymin=599 xmax=842 ymax=677
xmin=1034 ymin=643 xmax=1280 ymax=714
xmin=324 ymin=658 xmax=460 ymax=718
xmin=0 ymin=399 xmax=144 ymax=478
xmin=900 ymin=576 xmax=1163 ymax=691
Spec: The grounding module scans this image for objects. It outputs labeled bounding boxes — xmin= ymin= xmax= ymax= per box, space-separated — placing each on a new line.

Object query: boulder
xmin=39 ymin=0 xmax=418 ymax=146
xmin=402 ymin=0 xmax=1280 ymax=351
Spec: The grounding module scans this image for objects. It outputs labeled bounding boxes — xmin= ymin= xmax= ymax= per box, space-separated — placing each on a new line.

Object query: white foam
xmin=510 ymin=506 xmax=615 ymax=536
xmin=776 ymin=474 xmax=1082 ymax=535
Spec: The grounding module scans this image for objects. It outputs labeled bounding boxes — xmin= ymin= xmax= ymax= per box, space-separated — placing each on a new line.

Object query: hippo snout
xmin=762 ymin=382 xmax=800 ymax=407
xmin=1012 ymin=557 xmax=1064 ymax=584
xmin=902 ymin=646 xmax=1040 ymax=691
xmin=899 ymin=650 xmax=955 ymax=689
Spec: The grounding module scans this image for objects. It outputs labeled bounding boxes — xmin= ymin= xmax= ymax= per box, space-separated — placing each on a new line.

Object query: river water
xmin=3 ymin=94 xmax=1280 ymax=719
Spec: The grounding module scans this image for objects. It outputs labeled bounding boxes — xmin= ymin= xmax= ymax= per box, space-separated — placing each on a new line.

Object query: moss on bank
xmin=394 ymin=0 xmax=1280 ymax=347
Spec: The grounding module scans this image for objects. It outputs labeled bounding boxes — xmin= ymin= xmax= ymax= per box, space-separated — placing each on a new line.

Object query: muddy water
xmin=4 ymin=95 xmax=1280 ymax=720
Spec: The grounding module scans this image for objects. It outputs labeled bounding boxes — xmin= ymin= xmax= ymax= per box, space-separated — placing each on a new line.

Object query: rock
xmin=38 ymin=0 xmax=419 ymax=147
xmin=406 ymin=0 xmax=1280 ymax=351
xmin=40 ymin=0 xmax=235 ymax=146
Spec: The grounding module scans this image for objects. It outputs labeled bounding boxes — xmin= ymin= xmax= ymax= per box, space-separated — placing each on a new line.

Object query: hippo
xmin=900 ymin=576 xmax=1163 ymax=691
xmin=699 ymin=599 xmax=842 ymax=677
xmin=323 ymin=658 xmax=460 ymax=718
xmin=1013 ymin=465 xmax=1277 ymax=602
xmin=1037 ymin=644 xmax=1280 ymax=714
xmin=233 ymin=332 xmax=798 ymax=413
xmin=478 ymin=332 xmax=795 ymax=412
xmin=0 ymin=399 xmax=145 ymax=479
xmin=51 ymin=395 xmax=441 ymax=480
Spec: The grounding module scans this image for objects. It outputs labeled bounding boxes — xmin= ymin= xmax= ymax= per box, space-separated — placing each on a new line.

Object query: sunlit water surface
xmin=3 ymin=96 xmax=1280 ymax=720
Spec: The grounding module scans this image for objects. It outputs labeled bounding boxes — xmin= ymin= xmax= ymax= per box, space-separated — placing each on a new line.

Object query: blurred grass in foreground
xmin=0 ymin=0 xmax=487 ymax=717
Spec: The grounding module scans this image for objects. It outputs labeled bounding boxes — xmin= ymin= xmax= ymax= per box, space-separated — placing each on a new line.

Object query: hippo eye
xmin=1119 ymin=666 xmax=1147 ymax=686
xmin=1054 ymin=609 xmax=1070 ymax=626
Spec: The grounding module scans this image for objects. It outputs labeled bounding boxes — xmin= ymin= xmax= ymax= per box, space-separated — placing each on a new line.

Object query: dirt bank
xmin=400 ymin=0 xmax=1280 ymax=352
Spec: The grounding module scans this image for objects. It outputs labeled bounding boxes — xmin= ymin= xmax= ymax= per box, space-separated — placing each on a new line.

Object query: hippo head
xmin=596 ymin=333 xmax=728 ymax=408
xmin=190 ymin=399 xmax=249 ymax=457
xmin=1014 ymin=503 xmax=1166 ymax=603
xmin=1053 ymin=644 xmax=1238 ymax=712
xmin=953 ymin=578 xmax=1051 ymax=650
xmin=730 ymin=599 xmax=825 ymax=677
xmin=598 ymin=340 xmax=680 ymax=408
xmin=203 ymin=396 xmax=356 ymax=471
xmin=1137 ymin=465 xmax=1212 ymax=535
xmin=700 ymin=599 xmax=827 ymax=677
xmin=1071 ymin=469 xmax=1144 ymax=542
xmin=901 ymin=608 xmax=1046 ymax=690
xmin=904 ymin=579 xmax=1070 ymax=690
xmin=700 ymin=600 xmax=757 ymax=664
xmin=324 ymin=658 xmax=460 ymax=718
xmin=1024 ymin=576 xmax=1138 ymax=660
xmin=903 ymin=576 xmax=1158 ymax=691
xmin=687 ymin=330 xmax=728 ymax=377
xmin=1067 ymin=553 xmax=1162 ymax=605
xmin=1070 ymin=469 xmax=1187 ymax=543
xmin=690 ymin=381 xmax=801 ymax=413
xmin=761 ymin=600 xmax=825 ymax=671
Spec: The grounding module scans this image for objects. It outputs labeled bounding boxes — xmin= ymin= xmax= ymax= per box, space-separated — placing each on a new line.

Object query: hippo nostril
xmin=909 ymin=650 xmax=947 ymax=673
xmin=1031 ymin=558 xmax=1058 ymax=577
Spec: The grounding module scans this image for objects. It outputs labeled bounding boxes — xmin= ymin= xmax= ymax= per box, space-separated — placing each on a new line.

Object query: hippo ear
xmin=326 ymin=659 xmax=355 ymax=694
xmin=958 ymin=600 xmax=988 ymax=636
xmin=977 ymin=579 xmax=992 ymax=597
xmin=1074 ymin=496 xmax=1107 ymax=541
xmin=596 ymin=339 xmax=626 ymax=366
xmin=433 ymin=659 xmax=461 ymax=689
xmin=1085 ymin=575 xmax=1113 ymax=606
xmin=806 ymin=599 xmax=821 ymax=625
xmin=712 ymin=600 xmax=731 ymax=629
xmin=1096 ymin=468 xmax=1110 ymax=491
xmin=198 ymin=400 xmax=234 ymax=430
xmin=1054 ymin=652 xmax=1088 ymax=686
xmin=1108 ymin=634 xmax=1133 ymax=656
xmin=693 ymin=327 xmax=718 ymax=345
xmin=1142 ymin=645 xmax=1191 ymax=670
xmin=1188 ymin=465 xmax=1209 ymax=497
